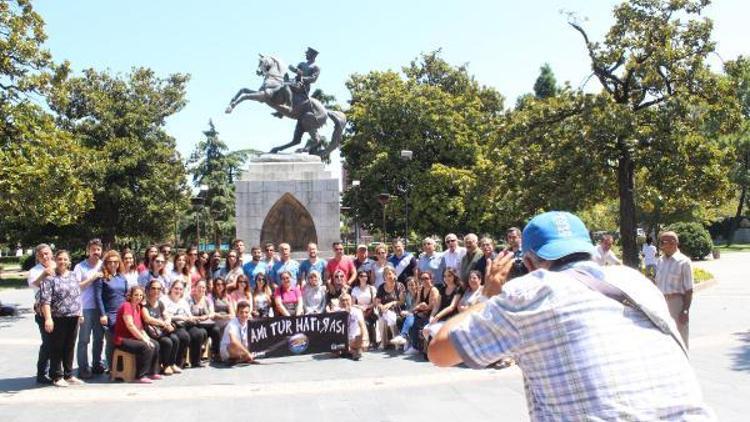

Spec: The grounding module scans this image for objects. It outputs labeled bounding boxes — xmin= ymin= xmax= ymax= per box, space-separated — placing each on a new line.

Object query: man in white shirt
xmin=641 ymin=235 xmax=658 ymax=279
xmin=417 ymin=237 xmax=443 ymax=285
xmin=655 ymin=231 xmax=693 ymax=347
xmin=75 ymin=238 xmax=104 ymax=378
xmin=28 ymin=244 xmax=55 ymax=384
xmin=593 ymin=234 xmax=622 ymax=266
xmin=220 ymin=302 xmax=253 ymax=363
xmin=440 ymin=233 xmax=465 ymax=274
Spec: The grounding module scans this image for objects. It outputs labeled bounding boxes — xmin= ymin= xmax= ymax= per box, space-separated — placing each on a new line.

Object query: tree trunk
xmin=729 ymin=185 xmax=746 ymax=246
xmin=618 ymin=151 xmax=639 ymax=268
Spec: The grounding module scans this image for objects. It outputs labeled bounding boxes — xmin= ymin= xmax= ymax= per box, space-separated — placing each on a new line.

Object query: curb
xmin=694 ymin=278 xmax=717 ymax=292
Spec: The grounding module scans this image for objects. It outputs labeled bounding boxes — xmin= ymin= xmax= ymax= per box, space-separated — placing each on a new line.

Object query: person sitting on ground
xmin=112 ymin=286 xmax=162 ymax=384
xmin=339 ymin=293 xmax=367 ymax=360
xmin=351 ymin=269 xmax=378 ymax=344
xmin=188 ymin=280 xmax=222 ymax=361
xmin=252 ymin=273 xmax=273 ymax=318
xmin=457 ymin=270 xmax=485 ymax=312
xmin=161 ymin=280 xmax=205 ymax=369
xmin=428 ymin=211 xmax=714 ymax=420
xmin=302 ymin=270 xmax=327 ymax=314
xmin=390 ymin=276 xmax=420 ymax=351
xmin=374 ymin=266 xmax=405 ymax=348
xmin=219 ymin=301 xmax=254 ymax=364
xmin=326 ymin=269 xmax=348 ymax=312
xmin=142 ymin=279 xmax=185 ymax=375
xmin=273 ymin=270 xmax=304 ymax=317
xmin=40 ymin=249 xmax=84 ymax=387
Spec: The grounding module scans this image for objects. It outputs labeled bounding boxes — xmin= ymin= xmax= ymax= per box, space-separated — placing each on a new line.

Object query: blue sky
xmin=35 ymin=0 xmax=749 ymax=180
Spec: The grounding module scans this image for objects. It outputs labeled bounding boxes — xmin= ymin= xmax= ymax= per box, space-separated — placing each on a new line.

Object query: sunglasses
xmin=106 ymin=260 xmax=120 ymax=264
xmin=149 ymin=287 xmax=161 ymax=290
xmin=155 ymin=259 xmax=165 ymax=264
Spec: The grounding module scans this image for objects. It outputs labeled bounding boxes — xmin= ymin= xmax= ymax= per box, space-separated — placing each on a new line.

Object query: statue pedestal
xmin=235 ymin=153 xmax=340 ymax=253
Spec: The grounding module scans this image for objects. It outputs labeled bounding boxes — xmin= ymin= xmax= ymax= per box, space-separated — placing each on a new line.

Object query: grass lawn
xmin=0 ymin=275 xmax=26 ymax=290
xmin=714 ymin=244 xmax=750 ymax=253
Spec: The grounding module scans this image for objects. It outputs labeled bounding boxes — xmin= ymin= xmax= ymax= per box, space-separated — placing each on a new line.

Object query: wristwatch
xmin=681 ymin=309 xmax=689 ymax=315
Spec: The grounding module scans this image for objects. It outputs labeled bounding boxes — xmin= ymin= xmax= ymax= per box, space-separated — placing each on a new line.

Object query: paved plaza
xmin=1 ymin=253 xmax=748 ymax=421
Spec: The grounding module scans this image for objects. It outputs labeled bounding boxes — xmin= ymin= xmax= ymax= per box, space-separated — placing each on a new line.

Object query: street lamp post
xmin=352 ymin=180 xmax=360 ymax=244
xmin=400 ymin=150 xmax=413 ymax=243
xmin=377 ymin=193 xmax=391 ymax=243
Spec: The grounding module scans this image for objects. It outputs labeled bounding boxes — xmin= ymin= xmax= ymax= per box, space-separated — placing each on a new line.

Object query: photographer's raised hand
xmin=483 ymin=252 xmax=514 ymax=297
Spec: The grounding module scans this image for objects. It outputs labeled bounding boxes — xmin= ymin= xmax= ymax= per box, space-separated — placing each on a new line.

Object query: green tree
xmin=48 ymin=67 xmax=191 ymax=246
xmin=723 ymin=56 xmax=750 ymax=244
xmin=0 ymin=0 xmax=94 ymax=242
xmin=504 ymin=0 xmax=737 ymax=267
xmin=187 ymin=120 xmax=249 ymax=247
xmin=533 ymin=63 xmax=559 ymax=99
xmin=342 ymin=51 xmax=505 ymax=239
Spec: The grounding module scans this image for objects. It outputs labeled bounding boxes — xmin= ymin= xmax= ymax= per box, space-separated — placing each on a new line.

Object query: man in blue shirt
xmin=242 ymin=246 xmax=266 ymax=288
xmin=298 ymin=242 xmax=326 ymax=286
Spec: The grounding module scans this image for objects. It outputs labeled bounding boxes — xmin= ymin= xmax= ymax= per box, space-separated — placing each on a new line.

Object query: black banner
xmin=248 ymin=312 xmax=349 ymax=358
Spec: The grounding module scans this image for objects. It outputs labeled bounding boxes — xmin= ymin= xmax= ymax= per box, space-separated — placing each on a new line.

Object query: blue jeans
xmin=400 ymin=313 xmax=415 ymax=338
xmin=77 ymin=308 xmax=104 ymax=372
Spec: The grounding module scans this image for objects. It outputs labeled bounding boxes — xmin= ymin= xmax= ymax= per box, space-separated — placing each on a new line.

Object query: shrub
xmin=21 ymin=254 xmax=36 ymax=271
xmin=666 ymin=222 xmax=713 ymax=260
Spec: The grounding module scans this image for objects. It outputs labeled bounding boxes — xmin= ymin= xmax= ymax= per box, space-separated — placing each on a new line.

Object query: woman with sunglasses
xmin=351 ymin=269 xmax=377 ymax=343
xmin=210 ymin=277 xmax=235 ymax=330
xmin=302 ymin=270 xmax=327 ymax=314
xmin=326 ymin=269 xmax=348 ymax=312
xmin=222 ymin=249 xmax=244 ymax=290
xmin=229 ymin=274 xmax=253 ymax=305
xmin=142 ymin=279 xmax=186 ymax=375
xmin=161 ymin=280 xmax=204 ymax=368
xmin=112 ymin=286 xmax=161 ymax=383
xmin=252 ymin=273 xmax=273 ymax=318
xmin=95 ymin=250 xmax=129 ymax=365
xmin=137 ymin=253 xmax=167 ymax=289
xmin=273 ymin=271 xmax=303 ymax=317
xmin=39 ymin=250 xmax=84 ymax=387
xmin=374 ymin=266 xmax=405 ymax=348
xmin=369 ymin=243 xmax=391 ymax=289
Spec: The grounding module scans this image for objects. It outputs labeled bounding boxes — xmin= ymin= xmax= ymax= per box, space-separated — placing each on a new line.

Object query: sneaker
xmin=149 ymin=374 xmax=163 ymax=380
xmin=404 ymin=346 xmax=420 ymax=355
xmin=171 ymin=365 xmax=183 ymax=374
xmin=390 ymin=335 xmax=408 ymax=346
xmin=64 ymin=376 xmax=85 ymax=385
xmin=162 ymin=366 xmax=174 ymax=376
xmin=136 ymin=377 xmax=153 ymax=384
xmin=52 ymin=378 xmax=69 ymax=387
xmin=36 ymin=375 xmax=53 ymax=385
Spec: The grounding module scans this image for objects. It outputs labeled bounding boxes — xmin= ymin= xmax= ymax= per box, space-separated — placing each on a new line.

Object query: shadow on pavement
xmin=730 ymin=330 xmax=750 ymax=372
xmin=0 ymin=376 xmax=46 ymax=395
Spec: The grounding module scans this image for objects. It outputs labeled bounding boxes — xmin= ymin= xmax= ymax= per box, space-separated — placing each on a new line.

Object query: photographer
xmin=502 ymin=227 xmax=528 ymax=283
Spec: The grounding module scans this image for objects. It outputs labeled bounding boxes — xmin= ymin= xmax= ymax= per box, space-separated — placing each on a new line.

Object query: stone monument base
xmin=235 ymin=153 xmax=340 ymax=253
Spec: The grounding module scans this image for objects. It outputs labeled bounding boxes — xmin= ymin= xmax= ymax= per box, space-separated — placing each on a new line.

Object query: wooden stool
xmin=110 ymin=349 xmax=136 ymax=382
xmin=186 ymin=337 xmax=212 ymax=366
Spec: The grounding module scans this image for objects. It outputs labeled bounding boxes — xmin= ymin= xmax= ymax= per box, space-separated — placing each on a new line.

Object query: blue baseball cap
xmin=522 ymin=211 xmax=595 ymax=261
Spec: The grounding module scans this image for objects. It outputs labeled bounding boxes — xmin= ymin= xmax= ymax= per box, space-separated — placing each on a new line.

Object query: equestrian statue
xmin=225 ymin=47 xmax=346 ymax=160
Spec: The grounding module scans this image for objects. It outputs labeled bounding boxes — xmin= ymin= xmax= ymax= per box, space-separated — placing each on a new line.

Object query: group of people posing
xmin=27 ymin=230 xmax=524 ymax=387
